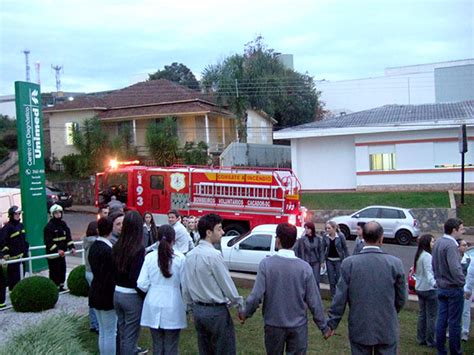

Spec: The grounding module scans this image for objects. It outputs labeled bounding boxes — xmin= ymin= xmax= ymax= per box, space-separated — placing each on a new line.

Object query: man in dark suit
xmin=327 ymin=221 xmax=407 ymax=355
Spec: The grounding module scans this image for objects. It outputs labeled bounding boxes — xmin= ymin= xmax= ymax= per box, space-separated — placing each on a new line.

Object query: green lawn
xmin=301 ymin=192 xmax=450 ymax=210
xmin=455 ymin=193 xmax=474 ymax=226
xmin=76 ymin=287 xmax=473 ymax=354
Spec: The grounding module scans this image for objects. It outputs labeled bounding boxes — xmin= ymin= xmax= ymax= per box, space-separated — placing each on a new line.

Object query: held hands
xmin=237 ymin=310 xmax=246 ymax=324
xmin=58 ymin=250 xmax=65 ymax=257
xmin=465 ymin=291 xmax=472 ymax=300
xmin=71 ymin=248 xmax=77 ymax=256
xmin=323 ymin=327 xmax=335 ymax=340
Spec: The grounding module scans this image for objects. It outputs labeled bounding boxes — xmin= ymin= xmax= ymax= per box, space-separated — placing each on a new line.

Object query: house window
xmin=369 ymin=153 xmax=396 ymax=171
xmin=65 ymin=122 xmax=78 ymax=145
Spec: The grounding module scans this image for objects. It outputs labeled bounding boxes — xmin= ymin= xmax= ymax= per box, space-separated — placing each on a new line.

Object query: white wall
xmin=246 ymin=110 xmax=273 ymax=144
xmin=292 ymin=135 xmax=356 ymax=190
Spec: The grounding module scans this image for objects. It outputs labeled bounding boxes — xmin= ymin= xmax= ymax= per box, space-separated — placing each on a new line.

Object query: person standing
xmin=83 ymin=224 xmax=100 ymax=334
xmin=464 ymin=259 xmax=474 ymax=341
xmin=328 ymin=221 xmax=407 ymax=354
xmin=432 ymin=218 xmax=466 ymax=355
xmin=86 ymin=207 xmax=109 ymax=237
xmin=240 ymin=222 xmax=331 ymax=354
xmin=168 ymin=210 xmax=193 ymax=254
xmin=352 ymin=222 xmax=366 ymax=255
xmin=89 ymin=217 xmax=117 ymax=355
xmin=108 ymin=211 xmax=124 ymax=246
xmin=293 ymin=221 xmax=325 ymax=289
xmin=112 ymin=210 xmax=146 ymax=355
xmin=187 ymin=217 xmax=200 ymax=245
xmin=323 ymin=221 xmax=349 ymax=297
xmin=142 ymin=211 xmax=158 ymax=248
xmin=43 ymin=204 xmax=75 ymax=291
xmin=1 ymin=206 xmax=29 ymax=291
xmin=181 ymin=213 xmax=243 ymax=355
xmin=137 ymin=225 xmax=187 ymax=354
xmin=414 ymin=234 xmax=437 ymax=348
xmin=456 ymin=238 xmax=471 ymax=342
xmin=0 ymin=229 xmax=6 ymax=308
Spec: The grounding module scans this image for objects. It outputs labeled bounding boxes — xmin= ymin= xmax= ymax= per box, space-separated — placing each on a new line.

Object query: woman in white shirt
xmin=137 ymin=224 xmax=187 ymax=354
xmin=414 ymin=234 xmax=437 ymax=348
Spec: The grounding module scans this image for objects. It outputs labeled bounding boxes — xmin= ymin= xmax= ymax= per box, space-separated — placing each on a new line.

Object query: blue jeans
xmin=436 ymin=288 xmax=464 ymax=355
xmin=95 ymin=309 xmax=117 ymax=355
xmin=114 ymin=291 xmax=144 ymax=355
xmin=85 ymin=271 xmax=99 ymax=331
xmin=416 ymin=289 xmax=437 ymax=346
xmin=326 ymin=259 xmax=341 ymax=297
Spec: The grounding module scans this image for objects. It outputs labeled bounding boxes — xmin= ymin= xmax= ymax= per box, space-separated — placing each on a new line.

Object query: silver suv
xmin=331 ymin=205 xmax=420 ymax=245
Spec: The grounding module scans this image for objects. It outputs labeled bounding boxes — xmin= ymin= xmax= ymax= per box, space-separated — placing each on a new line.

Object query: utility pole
xmin=35 ymin=61 xmax=41 ymax=85
xmin=23 ymin=49 xmax=31 ymax=82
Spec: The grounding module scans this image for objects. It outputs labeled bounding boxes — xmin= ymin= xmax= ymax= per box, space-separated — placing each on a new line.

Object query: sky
xmin=0 ymin=0 xmax=472 ymax=95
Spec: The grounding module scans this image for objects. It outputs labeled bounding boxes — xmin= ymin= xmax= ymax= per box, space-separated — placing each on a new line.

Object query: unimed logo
xmin=24 ymin=88 xmax=42 ymax=166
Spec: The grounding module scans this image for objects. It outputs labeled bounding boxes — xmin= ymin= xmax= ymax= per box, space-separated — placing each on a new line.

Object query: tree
xmin=202 ymin=36 xmax=323 ymax=136
xmin=72 ymin=117 xmax=109 ymax=175
xmin=110 ymin=123 xmax=137 ymax=160
xmin=182 ymin=141 xmax=209 ymax=165
xmin=149 ymin=62 xmax=200 ymax=90
xmin=145 ymin=117 xmax=180 ymax=166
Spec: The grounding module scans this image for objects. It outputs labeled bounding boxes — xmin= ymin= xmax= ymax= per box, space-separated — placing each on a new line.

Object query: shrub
xmin=0 ymin=145 xmax=8 ymax=162
xmin=1 ymin=133 xmax=17 ymax=149
xmin=0 ymin=314 xmax=86 ymax=355
xmin=67 ymin=265 xmax=89 ymax=297
xmin=10 ymin=276 xmax=58 ymax=312
xmin=61 ymin=153 xmax=84 ymax=176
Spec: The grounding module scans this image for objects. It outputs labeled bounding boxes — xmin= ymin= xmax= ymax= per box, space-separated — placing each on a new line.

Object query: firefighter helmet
xmin=8 ymin=205 xmax=22 ymax=218
xmin=49 ymin=204 xmax=63 ymax=216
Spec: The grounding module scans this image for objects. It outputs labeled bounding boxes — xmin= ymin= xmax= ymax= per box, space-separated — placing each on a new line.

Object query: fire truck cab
xmin=95 ymin=161 xmax=306 ymax=236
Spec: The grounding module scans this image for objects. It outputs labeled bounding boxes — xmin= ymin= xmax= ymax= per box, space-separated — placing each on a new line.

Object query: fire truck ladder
xmin=191 ymin=182 xmax=284 ymax=214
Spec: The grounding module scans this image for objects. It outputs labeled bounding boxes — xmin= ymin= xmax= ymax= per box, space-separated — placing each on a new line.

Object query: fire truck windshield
xmin=99 ymin=172 xmax=128 ymax=207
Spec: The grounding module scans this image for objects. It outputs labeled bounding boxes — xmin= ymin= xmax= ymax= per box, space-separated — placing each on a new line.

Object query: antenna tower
xmin=35 ymin=61 xmax=41 ymax=85
xmin=23 ymin=49 xmax=31 ymax=81
xmin=51 ymin=64 xmax=63 ymax=92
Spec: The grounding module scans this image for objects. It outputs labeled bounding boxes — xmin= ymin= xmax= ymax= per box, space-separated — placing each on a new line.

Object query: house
xmin=246 ymin=109 xmax=277 ymax=144
xmin=274 ymin=101 xmax=474 ymax=191
xmin=318 ymin=58 xmax=474 ymax=114
xmin=43 ymin=79 xmax=238 ymax=161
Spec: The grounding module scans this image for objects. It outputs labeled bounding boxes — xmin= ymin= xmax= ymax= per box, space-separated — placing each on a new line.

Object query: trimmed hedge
xmin=10 ymin=276 xmax=58 ymax=312
xmin=67 ymin=265 xmax=89 ymax=297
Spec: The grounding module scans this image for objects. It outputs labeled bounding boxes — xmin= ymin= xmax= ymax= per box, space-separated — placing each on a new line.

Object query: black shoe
xmin=137 ymin=347 xmax=148 ymax=354
xmin=90 ymin=328 xmax=99 ymax=334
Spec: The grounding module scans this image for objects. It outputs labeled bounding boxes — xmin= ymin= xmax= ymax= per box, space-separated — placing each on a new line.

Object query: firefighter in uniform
xmin=44 ymin=204 xmax=76 ymax=291
xmin=0 ymin=224 xmax=7 ymax=308
xmin=1 ymin=206 xmax=29 ymax=292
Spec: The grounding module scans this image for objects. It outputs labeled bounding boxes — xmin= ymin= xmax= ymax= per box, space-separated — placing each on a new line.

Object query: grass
xmin=75 ymin=287 xmax=473 ymax=355
xmin=455 ymin=193 xmax=474 ymax=226
xmin=301 ymin=192 xmax=450 ymax=210
xmin=0 ymin=314 xmax=87 ymax=354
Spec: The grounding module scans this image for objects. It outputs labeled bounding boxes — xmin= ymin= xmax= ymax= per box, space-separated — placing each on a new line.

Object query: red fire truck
xmin=95 ymin=161 xmax=306 ymax=236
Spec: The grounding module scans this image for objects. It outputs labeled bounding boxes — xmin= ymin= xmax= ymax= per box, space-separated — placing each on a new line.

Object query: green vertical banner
xmin=15 ymin=81 xmax=48 ymax=271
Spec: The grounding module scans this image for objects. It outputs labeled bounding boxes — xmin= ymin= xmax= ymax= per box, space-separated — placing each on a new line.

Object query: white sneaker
xmin=461 ymin=333 xmax=468 ymax=342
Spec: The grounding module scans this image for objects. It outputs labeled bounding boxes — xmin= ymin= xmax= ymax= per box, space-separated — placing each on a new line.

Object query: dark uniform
xmin=44 ymin=216 xmax=75 ymax=289
xmin=0 ymin=228 xmax=6 ymax=306
xmin=2 ymin=217 xmax=29 ymax=291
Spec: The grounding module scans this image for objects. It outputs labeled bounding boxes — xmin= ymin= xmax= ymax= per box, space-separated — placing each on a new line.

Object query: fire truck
xmin=95 ymin=161 xmax=306 ymax=236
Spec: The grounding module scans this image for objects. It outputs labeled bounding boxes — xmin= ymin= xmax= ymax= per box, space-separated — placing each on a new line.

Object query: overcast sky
xmin=0 ymin=0 xmax=472 ymax=95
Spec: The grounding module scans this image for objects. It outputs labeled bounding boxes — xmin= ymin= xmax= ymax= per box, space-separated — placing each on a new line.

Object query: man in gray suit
xmin=328 ymin=221 xmax=407 ymax=355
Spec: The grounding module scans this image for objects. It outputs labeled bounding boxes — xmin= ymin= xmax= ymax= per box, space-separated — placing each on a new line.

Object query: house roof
xmin=275 ymin=100 xmax=474 ymax=139
xmin=44 ymin=79 xmax=233 ymax=118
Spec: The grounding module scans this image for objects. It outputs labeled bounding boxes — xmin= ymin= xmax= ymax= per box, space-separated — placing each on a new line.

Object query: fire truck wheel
xmin=224 ymin=224 xmax=246 ymax=237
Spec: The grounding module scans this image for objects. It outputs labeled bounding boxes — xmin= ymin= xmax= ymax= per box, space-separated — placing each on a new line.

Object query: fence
xmin=2 ymin=241 xmax=85 ymax=292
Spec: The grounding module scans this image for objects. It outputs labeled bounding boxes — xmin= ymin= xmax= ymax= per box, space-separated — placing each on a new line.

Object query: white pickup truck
xmin=0 ymin=188 xmax=21 ymax=226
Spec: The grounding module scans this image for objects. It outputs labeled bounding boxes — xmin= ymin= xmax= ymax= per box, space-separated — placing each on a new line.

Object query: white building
xmin=274 ymin=101 xmax=474 ymax=191
xmin=318 ymin=59 xmax=474 ymax=114
xmin=246 ymin=109 xmax=277 ymax=144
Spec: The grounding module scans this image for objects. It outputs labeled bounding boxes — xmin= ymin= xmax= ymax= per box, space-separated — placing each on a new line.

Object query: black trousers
xmin=47 ymin=257 xmax=66 ymax=286
xmin=0 ymin=267 xmax=6 ymax=303
xmin=7 ymin=262 xmax=23 ymax=291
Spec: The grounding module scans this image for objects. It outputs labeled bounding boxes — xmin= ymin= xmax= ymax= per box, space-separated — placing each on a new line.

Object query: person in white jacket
xmin=462 ymin=248 xmax=474 ymax=342
xmin=414 ymin=234 xmax=437 ymax=348
xmin=137 ymin=224 xmax=187 ymax=354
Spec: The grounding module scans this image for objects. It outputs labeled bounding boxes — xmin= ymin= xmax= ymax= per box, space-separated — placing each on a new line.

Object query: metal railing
xmin=2 ymin=241 xmax=84 ymax=282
